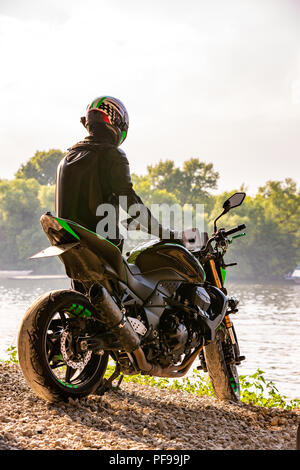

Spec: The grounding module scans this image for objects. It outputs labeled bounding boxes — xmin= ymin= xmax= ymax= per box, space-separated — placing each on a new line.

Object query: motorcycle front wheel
xmin=203 ymin=325 xmax=240 ymax=401
xmin=17 ymin=289 xmax=109 ymax=403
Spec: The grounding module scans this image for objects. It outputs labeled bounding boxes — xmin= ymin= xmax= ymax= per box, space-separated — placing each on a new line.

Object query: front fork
xmin=208 ymin=259 xmax=237 ymax=347
xmin=208 ymin=259 xmax=246 ymax=365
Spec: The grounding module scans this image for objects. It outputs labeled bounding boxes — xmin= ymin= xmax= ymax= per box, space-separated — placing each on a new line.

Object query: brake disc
xmin=60 ymin=330 xmax=92 ymax=369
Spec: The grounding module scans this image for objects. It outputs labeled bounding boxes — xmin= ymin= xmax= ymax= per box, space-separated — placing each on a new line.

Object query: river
xmin=0 ymin=278 xmax=299 ymax=401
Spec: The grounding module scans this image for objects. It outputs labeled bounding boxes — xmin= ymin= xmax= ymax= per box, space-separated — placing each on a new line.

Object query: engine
xmin=143 ymin=284 xmax=211 ymax=367
xmin=157 ymin=308 xmax=197 ymax=366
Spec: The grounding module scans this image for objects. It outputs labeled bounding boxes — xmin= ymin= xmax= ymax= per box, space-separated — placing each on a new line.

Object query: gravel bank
xmin=0 ymin=363 xmax=299 ymax=451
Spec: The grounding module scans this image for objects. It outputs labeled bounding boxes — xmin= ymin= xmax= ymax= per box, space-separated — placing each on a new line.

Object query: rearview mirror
xmin=223 ymin=192 xmax=246 ymax=212
xmin=214 ymin=192 xmax=246 ymax=233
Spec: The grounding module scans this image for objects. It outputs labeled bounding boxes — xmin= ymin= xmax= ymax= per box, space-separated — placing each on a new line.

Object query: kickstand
xmin=115 ymin=374 xmax=124 ymax=390
xmin=95 ymin=363 xmax=122 ymax=395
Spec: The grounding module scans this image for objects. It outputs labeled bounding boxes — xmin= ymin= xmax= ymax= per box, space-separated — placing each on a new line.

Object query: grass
xmin=5 ymin=346 xmax=300 ymax=410
xmin=5 ymin=345 xmax=19 ymax=364
xmin=105 ymin=363 xmax=300 ymax=410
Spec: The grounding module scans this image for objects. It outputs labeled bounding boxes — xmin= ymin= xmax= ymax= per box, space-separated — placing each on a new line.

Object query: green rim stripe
xmin=68 ymin=304 xmax=92 ymax=318
xmin=58 ymin=379 xmax=78 ymax=389
xmin=230 ymin=378 xmax=239 ymax=393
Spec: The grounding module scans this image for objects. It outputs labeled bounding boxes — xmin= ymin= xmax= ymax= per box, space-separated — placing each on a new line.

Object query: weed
xmin=6 ymin=345 xmax=18 ymax=364
xmin=4 ymin=347 xmax=300 ymax=409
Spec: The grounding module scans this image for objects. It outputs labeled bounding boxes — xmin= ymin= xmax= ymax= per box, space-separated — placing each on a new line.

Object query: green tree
xmin=38 ymin=185 xmax=56 ymax=212
xmin=15 ymin=149 xmax=64 ymax=185
xmin=257 ymin=178 xmax=300 ymax=236
xmin=131 ymin=174 xmax=179 ymax=206
xmin=0 ymin=178 xmax=61 ymax=272
xmin=208 ymin=182 xmax=300 ymax=282
xmin=1 ymin=149 xmax=299 ymax=282
xmin=146 ymin=158 xmax=219 ymax=207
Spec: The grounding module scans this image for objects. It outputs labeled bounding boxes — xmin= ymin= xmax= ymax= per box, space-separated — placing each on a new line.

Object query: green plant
xmin=105 ymin=364 xmax=300 ymax=409
xmin=239 ymin=369 xmax=300 ymax=410
xmin=4 ymin=348 xmax=300 ymax=410
xmin=6 ymin=345 xmax=19 ymax=364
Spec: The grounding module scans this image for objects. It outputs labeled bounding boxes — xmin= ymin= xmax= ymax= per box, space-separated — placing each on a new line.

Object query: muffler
xmin=89 ymin=284 xmax=140 ymax=352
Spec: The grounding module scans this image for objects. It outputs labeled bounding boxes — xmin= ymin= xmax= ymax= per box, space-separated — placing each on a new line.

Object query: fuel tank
xmin=127 ymin=240 xmax=205 ymax=283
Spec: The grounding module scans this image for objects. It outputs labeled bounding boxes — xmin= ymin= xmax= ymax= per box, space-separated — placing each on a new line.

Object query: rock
xmin=278 ymin=418 xmax=287 ymax=425
xmin=270 ymin=417 xmax=279 ymax=426
xmin=0 ymin=363 xmax=298 ymax=451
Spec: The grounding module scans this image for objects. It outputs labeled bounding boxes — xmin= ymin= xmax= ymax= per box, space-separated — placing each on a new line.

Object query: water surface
xmin=0 ymin=278 xmax=299 ymax=400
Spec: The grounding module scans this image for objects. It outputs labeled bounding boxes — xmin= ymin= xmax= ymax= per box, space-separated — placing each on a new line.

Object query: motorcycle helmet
xmin=82 ymin=96 xmax=129 ymax=145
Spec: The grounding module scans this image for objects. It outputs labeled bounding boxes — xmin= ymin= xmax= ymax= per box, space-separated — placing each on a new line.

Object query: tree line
xmin=0 ymin=149 xmax=299 ymax=281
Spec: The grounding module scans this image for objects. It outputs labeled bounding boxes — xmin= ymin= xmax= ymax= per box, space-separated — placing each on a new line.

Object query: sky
xmin=1 ymin=0 xmax=300 ymax=194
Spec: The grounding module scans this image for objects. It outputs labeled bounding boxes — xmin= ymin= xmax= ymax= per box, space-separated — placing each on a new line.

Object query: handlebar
xmin=223 ymin=224 xmax=246 ymax=237
xmin=194 ymin=223 xmax=246 ymax=256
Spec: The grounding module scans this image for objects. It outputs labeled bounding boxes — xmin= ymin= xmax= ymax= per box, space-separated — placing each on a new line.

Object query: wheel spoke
xmin=65 ymin=365 xmax=77 ymax=383
xmin=47 ymin=338 xmax=58 ymax=361
xmin=59 ymin=311 xmax=67 ymax=328
xmin=50 ymin=362 xmax=65 ymax=370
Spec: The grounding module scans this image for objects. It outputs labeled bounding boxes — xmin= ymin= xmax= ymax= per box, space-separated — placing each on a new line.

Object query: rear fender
xmin=31 ymin=213 xmax=126 ymax=283
xmin=30 ymin=243 xmax=79 ymax=259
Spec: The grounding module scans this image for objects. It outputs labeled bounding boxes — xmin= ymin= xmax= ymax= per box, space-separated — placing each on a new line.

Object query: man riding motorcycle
xmin=17 ymin=98 xmax=246 ymax=404
xmin=55 ymin=96 xmax=174 ymax=251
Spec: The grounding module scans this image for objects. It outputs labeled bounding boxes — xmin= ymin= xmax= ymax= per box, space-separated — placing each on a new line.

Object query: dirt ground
xmin=0 ymin=362 xmax=299 ymax=450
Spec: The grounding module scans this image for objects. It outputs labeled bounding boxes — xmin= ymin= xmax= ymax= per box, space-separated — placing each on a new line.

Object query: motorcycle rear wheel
xmin=203 ymin=326 xmax=240 ymax=401
xmin=17 ymin=289 xmax=109 ymax=403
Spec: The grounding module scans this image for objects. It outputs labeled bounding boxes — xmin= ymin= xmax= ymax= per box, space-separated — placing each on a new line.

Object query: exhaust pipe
xmin=89 ymin=284 xmax=140 ymax=352
xmin=132 ymin=345 xmax=203 ymax=378
xmin=90 ymin=284 xmax=203 ymax=378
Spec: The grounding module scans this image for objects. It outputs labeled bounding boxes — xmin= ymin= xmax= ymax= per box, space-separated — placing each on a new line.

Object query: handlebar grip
xmin=224 ymin=224 xmax=246 ymax=237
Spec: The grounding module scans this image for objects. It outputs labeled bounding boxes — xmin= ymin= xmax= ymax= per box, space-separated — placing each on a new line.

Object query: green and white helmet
xmin=85 ymin=96 xmax=129 ymax=145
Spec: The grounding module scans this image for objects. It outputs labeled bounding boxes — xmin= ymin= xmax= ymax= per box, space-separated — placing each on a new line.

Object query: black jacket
xmin=55 ymin=136 xmax=163 ymax=244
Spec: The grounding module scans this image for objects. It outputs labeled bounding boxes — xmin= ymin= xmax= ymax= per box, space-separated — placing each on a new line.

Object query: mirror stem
xmin=213 ymin=209 xmax=227 ymax=233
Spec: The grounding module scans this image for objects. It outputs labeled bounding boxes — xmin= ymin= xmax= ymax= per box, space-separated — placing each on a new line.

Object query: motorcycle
xmin=17 ymin=192 xmax=246 ymax=403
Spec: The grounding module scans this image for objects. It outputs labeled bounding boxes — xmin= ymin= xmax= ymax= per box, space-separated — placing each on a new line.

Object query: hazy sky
xmin=1 ymin=0 xmax=300 ymax=194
